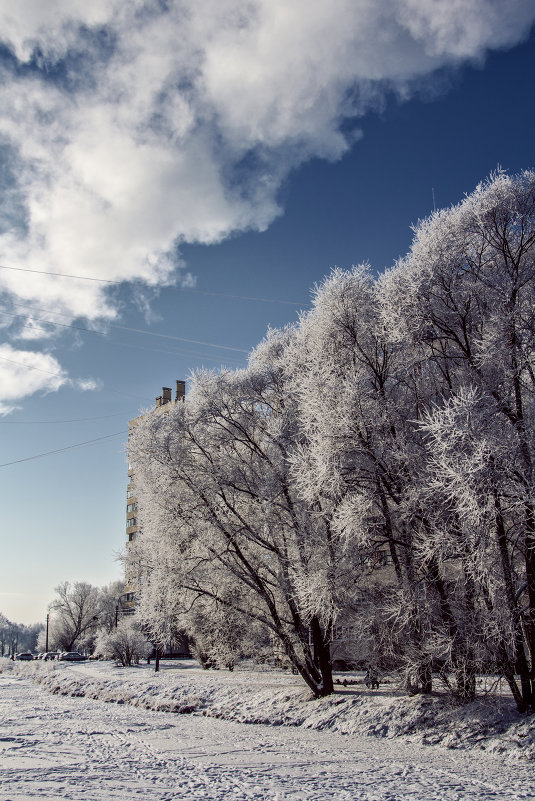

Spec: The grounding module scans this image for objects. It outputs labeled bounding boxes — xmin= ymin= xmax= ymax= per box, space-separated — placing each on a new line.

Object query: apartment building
xmin=121 ymin=380 xmax=186 ymax=616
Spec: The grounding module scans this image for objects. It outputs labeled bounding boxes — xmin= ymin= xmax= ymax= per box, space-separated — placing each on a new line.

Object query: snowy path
xmin=0 ymin=674 xmax=533 ymax=801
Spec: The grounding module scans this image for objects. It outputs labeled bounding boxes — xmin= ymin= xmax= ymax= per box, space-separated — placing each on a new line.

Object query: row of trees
xmin=128 ymin=170 xmax=535 ymax=710
xmin=0 ymin=614 xmax=42 ymax=656
xmin=43 ymin=580 xmax=152 ymax=666
xmin=41 ymin=580 xmax=128 ymax=654
xmin=1 ymin=582 xmax=150 ymax=667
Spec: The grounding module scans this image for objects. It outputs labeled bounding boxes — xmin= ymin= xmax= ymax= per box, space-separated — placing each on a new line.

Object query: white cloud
xmin=0 ymin=0 xmax=532 ymax=334
xmin=12 ymin=316 xmax=58 ymax=341
xmin=0 ymin=344 xmax=68 ymax=414
xmin=398 ymin=0 xmax=535 ymax=58
xmin=0 ymin=343 xmax=97 ymax=414
xmin=73 ymin=377 xmax=101 ymax=392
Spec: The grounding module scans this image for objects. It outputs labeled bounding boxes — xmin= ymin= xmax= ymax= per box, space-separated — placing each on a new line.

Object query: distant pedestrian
xmin=364 ymin=667 xmax=379 ymax=689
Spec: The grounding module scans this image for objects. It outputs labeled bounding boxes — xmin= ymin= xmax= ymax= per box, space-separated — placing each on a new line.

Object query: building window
xmin=332 ymin=625 xmax=357 ymax=642
xmin=356 ymin=550 xmax=392 ymax=568
xmin=126 ymin=517 xmax=137 ymax=528
xmin=126 ymin=502 xmax=138 ymax=513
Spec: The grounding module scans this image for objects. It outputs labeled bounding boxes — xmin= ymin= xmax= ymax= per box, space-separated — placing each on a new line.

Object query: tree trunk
xmin=426 ymin=553 xmax=475 ymax=703
xmin=401 ymin=525 xmax=433 ymax=695
xmin=310 ymin=616 xmax=334 ymax=696
xmin=522 ymin=501 xmax=535 ymax=707
xmin=494 ymin=487 xmax=533 ymax=711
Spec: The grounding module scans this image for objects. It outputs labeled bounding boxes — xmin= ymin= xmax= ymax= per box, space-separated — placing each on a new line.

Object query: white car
xmin=58 ymin=651 xmax=85 ymax=662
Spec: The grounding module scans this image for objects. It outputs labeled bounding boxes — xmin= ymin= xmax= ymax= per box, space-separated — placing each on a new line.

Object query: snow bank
xmin=3 ymin=658 xmax=534 ymax=762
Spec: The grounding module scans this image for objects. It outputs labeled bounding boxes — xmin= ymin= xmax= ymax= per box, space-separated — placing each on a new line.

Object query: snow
xmin=1 ymin=659 xmax=534 ymax=800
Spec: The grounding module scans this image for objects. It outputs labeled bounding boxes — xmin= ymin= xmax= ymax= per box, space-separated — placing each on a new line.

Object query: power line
xmin=0 ymin=264 xmax=117 ymax=283
xmin=0 ymin=263 xmax=306 ymax=306
xmin=189 ymin=288 xmax=305 ymax=306
xmin=0 ymin=351 xmax=165 ymax=405
xmin=0 ymin=430 xmax=128 ymax=468
xmin=0 ymin=349 xmax=147 ymax=405
xmin=0 ymin=309 xmax=246 ymax=366
xmin=0 ymin=319 xmax=241 ymax=409
xmin=0 ymin=413 xmax=125 ymax=424
xmin=113 ymin=323 xmax=248 ymax=353
xmin=2 ymin=301 xmax=248 ymax=353
xmin=0 ymin=353 xmax=67 ymax=379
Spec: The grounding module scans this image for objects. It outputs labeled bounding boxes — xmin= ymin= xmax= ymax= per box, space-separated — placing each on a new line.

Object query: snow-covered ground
xmin=1 ymin=659 xmax=534 ymax=800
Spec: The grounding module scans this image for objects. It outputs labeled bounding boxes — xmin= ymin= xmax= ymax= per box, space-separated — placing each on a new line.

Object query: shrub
xmin=94 ymin=620 xmax=151 ymax=666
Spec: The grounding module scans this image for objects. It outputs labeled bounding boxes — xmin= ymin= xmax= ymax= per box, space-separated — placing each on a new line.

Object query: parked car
xmin=14 ymin=652 xmax=33 ymax=660
xmin=58 ymin=651 xmax=85 ymax=661
xmin=43 ymin=651 xmax=61 ymax=661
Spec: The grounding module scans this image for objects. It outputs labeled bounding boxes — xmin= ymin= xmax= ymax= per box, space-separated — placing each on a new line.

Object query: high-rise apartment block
xmin=122 ymin=380 xmax=186 ymax=614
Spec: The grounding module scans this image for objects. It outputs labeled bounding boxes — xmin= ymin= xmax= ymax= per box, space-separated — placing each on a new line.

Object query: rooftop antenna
xmin=432 ymin=187 xmax=436 ymax=212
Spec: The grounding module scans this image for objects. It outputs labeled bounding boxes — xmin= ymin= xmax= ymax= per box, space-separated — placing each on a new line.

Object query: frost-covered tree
xmin=284 ymin=170 xmax=535 ymax=707
xmin=48 ymin=581 xmax=102 ymax=652
xmin=128 ymin=333 xmax=356 ymax=697
xmin=285 ymin=265 xmax=445 ymax=694
xmin=98 ymin=581 xmax=127 ymax=633
xmin=0 ymin=615 xmax=42 ymax=656
xmin=127 ymin=169 xmax=535 ymax=710
xmin=380 ymin=169 xmax=535 ymax=710
xmin=0 ymin=614 xmax=16 ymax=656
xmin=418 ymin=385 xmax=534 ymax=709
xmin=185 ymin=596 xmax=267 ymax=670
xmin=93 ymin=619 xmax=151 ymax=666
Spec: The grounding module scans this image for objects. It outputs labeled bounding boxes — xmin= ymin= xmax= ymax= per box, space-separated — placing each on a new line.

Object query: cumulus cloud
xmin=11 ymin=315 xmax=59 ymax=341
xmin=0 ymin=343 xmax=99 ymax=413
xmin=74 ymin=377 xmax=101 ymax=392
xmin=0 ymin=0 xmax=532 ymax=333
xmin=0 ymin=344 xmax=65 ymax=414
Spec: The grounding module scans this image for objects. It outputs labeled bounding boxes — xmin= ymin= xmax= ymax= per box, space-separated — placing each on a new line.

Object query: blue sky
xmin=1 ymin=1 xmax=535 ymax=625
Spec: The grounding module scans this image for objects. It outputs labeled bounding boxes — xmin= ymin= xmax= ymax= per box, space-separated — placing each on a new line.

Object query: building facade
xmin=121 ymin=380 xmax=186 ymax=617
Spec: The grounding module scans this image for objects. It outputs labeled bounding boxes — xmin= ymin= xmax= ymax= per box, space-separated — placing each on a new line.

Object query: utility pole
xmin=45 ymin=613 xmax=49 ymax=652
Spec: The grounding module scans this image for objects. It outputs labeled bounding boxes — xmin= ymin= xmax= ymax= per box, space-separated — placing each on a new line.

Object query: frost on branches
xmin=128 ymin=337 xmax=343 ymax=697
xmin=380 ymin=169 xmax=535 ymax=711
xmin=128 ymin=170 xmax=535 ymax=710
xmin=94 ymin=620 xmax=151 ymax=667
